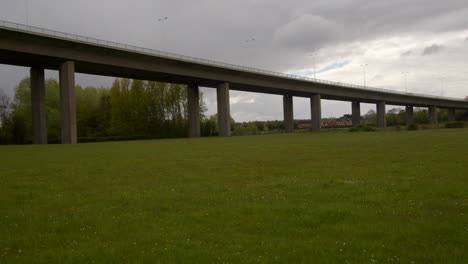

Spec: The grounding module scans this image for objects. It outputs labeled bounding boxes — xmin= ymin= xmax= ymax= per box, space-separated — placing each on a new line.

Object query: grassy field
xmin=1 ymin=128 xmax=467 ymax=263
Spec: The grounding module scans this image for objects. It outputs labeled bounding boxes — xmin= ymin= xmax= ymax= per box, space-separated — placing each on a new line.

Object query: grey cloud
xmin=401 ymin=50 xmax=414 ymax=57
xmin=274 ymin=14 xmax=340 ymax=51
xmin=422 ymin=44 xmax=444 ymax=55
xmin=370 ymin=74 xmax=385 ymax=82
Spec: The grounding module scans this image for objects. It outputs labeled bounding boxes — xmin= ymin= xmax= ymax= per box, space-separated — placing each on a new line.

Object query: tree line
xmin=0 ymin=77 xmax=218 ymax=144
xmin=362 ymin=108 xmax=468 ymax=126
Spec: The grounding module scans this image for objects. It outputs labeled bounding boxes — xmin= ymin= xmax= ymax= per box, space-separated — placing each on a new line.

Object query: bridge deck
xmin=0 ymin=20 xmax=467 ymax=109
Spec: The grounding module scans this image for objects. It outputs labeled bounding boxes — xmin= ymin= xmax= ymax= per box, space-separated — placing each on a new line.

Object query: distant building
xmin=297 ymin=119 xmax=352 ymax=128
xmin=297 ymin=123 xmax=311 ymax=129
xmin=322 ymin=119 xmax=352 ymax=127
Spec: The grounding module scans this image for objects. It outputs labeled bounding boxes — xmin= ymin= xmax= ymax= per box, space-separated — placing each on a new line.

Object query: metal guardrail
xmin=0 ymin=19 xmax=466 ymax=102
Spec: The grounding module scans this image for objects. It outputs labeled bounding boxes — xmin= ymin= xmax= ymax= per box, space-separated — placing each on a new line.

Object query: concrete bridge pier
xmin=59 ymin=61 xmax=77 ymax=144
xmin=217 ymin=82 xmax=231 ymax=136
xmin=283 ymin=95 xmax=294 ymax=133
xmin=310 ymin=94 xmax=321 ymax=131
xmin=187 ymin=84 xmax=200 ymax=138
xmin=30 ymin=67 xmax=47 ymax=144
xmin=448 ymin=108 xmax=456 ymax=122
xmin=377 ymin=101 xmax=386 ymax=128
xmin=352 ymin=101 xmax=360 ymax=127
xmin=405 ymin=106 xmax=414 ymax=126
xmin=429 ymin=106 xmax=438 ymax=126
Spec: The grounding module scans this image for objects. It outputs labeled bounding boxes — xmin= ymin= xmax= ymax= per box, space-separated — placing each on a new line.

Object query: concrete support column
xmin=448 ymin=108 xmax=456 ymax=122
xmin=217 ymin=82 xmax=231 ymax=136
xmin=187 ymin=84 xmax=200 ymax=138
xmin=310 ymin=94 xmax=321 ymax=131
xmin=30 ymin=67 xmax=47 ymax=144
xmin=376 ymin=101 xmax=386 ymax=128
xmin=352 ymin=101 xmax=360 ymax=127
xmin=59 ymin=61 xmax=77 ymax=144
xmin=429 ymin=106 xmax=437 ymax=126
xmin=283 ymin=95 xmax=294 ymax=133
xmin=405 ymin=106 xmax=414 ymax=126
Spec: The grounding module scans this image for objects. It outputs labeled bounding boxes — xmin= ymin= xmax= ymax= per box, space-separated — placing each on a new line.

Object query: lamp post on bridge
xmin=308 ymin=53 xmax=318 ymax=80
xmin=156 ymin=16 xmax=169 ymax=50
xmin=243 ymin=37 xmax=256 ymax=67
xmin=25 ymin=0 xmax=30 ymax=26
xmin=440 ymin=77 xmax=444 ymax=97
xmin=360 ymin=64 xmax=368 ymax=88
xmin=402 ymin=71 xmax=409 ymax=93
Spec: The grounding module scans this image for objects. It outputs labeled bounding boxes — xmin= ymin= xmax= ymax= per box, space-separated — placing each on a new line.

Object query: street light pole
xmin=242 ymin=37 xmax=256 ymax=66
xmin=314 ymin=54 xmax=317 ymax=80
xmin=156 ymin=17 xmax=169 ymax=50
xmin=308 ymin=53 xmax=317 ymax=80
xmin=402 ymin=71 xmax=409 ymax=93
xmin=360 ymin=64 xmax=368 ymax=87
xmin=25 ymin=0 xmax=30 ymax=26
xmin=440 ymin=78 xmax=444 ymax=97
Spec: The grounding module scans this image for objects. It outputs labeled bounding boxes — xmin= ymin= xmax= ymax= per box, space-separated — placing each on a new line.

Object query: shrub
xmin=323 ymin=125 xmax=353 ymax=129
xmin=233 ymin=123 xmax=258 ymax=136
xmin=407 ymin=124 xmax=419 ymax=131
xmin=445 ymin=121 xmax=465 ymax=129
xmin=349 ymin=124 xmax=376 ymax=132
xmin=362 ymin=125 xmax=376 ymax=132
xmin=420 ymin=124 xmax=433 ymax=130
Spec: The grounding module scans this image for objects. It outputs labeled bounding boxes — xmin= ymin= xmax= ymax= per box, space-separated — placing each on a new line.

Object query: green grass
xmin=1 ymin=128 xmax=467 ymax=263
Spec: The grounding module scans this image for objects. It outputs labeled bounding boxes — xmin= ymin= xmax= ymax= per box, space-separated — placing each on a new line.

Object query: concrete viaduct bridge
xmin=1 ymin=20 xmax=467 ymax=144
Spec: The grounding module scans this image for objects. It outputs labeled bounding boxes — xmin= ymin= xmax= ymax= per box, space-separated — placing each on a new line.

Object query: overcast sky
xmin=1 ymin=0 xmax=467 ymax=121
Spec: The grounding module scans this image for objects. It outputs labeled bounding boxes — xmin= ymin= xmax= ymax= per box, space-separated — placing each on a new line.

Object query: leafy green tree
xmin=437 ymin=109 xmax=448 ymax=123
xmin=0 ymin=90 xmax=14 ymax=144
xmin=44 ymin=79 xmax=61 ymax=142
xmin=414 ymin=108 xmax=429 ymax=124
xmin=209 ymin=114 xmax=236 ymax=132
xmin=234 ymin=122 xmax=258 ymax=135
xmin=1 ymin=77 xmax=208 ymax=144
xmin=363 ymin=110 xmax=376 ymax=125
xmin=10 ymin=78 xmax=33 ymax=143
xmin=386 ymin=108 xmax=405 ymax=126
xmin=457 ymin=110 xmax=468 ymax=121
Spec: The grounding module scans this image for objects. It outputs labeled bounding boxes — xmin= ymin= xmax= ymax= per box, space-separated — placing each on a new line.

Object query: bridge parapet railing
xmin=0 ymin=20 xmax=465 ymax=102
